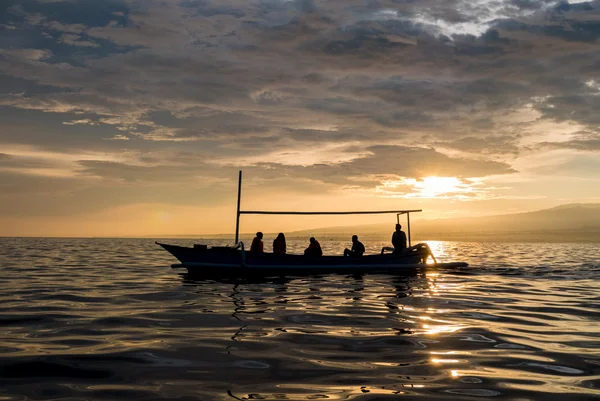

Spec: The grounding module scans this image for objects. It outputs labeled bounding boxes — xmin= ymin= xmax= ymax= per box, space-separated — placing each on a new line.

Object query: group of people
xmin=249 ymin=224 xmax=407 ymax=257
xmin=250 ymin=232 xmax=287 ymax=254
xmin=250 ymin=232 xmax=323 ymax=256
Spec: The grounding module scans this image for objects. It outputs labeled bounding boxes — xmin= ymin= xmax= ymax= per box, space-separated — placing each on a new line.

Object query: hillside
xmin=284 ymin=204 xmax=600 ymax=242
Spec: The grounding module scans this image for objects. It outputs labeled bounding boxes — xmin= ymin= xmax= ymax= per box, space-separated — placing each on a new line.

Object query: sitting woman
xmin=273 ymin=232 xmax=286 ymax=254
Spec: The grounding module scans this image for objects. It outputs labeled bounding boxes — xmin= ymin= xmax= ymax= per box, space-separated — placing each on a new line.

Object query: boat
xmin=157 ymin=171 xmax=469 ymax=275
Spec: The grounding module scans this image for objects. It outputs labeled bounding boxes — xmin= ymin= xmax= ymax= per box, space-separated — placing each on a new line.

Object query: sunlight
xmin=431 ymin=358 xmax=460 ymax=364
xmin=415 ymin=176 xmax=463 ymax=197
xmin=426 ymin=241 xmax=446 ymax=264
xmin=377 ymin=176 xmax=486 ymax=200
xmin=422 ymin=324 xmax=462 ymax=335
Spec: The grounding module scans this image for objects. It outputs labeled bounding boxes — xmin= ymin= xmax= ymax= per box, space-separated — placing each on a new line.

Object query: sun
xmin=377 ymin=176 xmax=484 ymax=199
xmin=414 ymin=176 xmax=463 ymax=197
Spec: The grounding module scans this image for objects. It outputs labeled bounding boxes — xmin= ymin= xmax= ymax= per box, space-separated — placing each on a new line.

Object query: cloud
xmin=344 ymin=145 xmax=517 ymax=178
xmin=0 ymin=48 xmax=51 ymax=61
xmin=542 ymin=139 xmax=600 ymax=151
xmin=58 ymin=33 xmax=100 ymax=47
xmin=104 ymin=134 xmax=129 ymax=140
xmin=537 ymin=130 xmax=600 ymax=151
xmin=4 ymin=0 xmax=597 ymax=141
xmin=434 ymin=135 xmax=522 ymax=155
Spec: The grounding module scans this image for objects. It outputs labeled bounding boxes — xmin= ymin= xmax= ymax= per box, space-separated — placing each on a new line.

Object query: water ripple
xmin=0 ymin=238 xmax=599 ymax=400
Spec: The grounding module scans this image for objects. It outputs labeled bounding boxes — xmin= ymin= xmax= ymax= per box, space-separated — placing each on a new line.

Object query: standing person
xmin=250 ymin=231 xmax=264 ymax=253
xmin=273 ymin=232 xmax=286 ymax=254
xmin=344 ymin=235 xmax=365 ymax=257
xmin=392 ymin=224 xmax=407 ymax=253
xmin=304 ymin=237 xmax=323 ymax=257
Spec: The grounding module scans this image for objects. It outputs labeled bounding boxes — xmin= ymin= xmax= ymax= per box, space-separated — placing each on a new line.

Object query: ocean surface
xmin=0 ymin=237 xmax=599 ymax=401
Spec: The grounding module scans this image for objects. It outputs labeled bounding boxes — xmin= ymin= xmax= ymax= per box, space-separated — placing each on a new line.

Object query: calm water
xmin=0 ymin=237 xmax=599 ymax=401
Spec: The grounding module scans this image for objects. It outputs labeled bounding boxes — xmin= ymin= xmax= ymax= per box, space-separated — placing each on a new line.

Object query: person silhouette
xmin=344 ymin=235 xmax=365 ymax=257
xmin=273 ymin=232 xmax=286 ymax=254
xmin=392 ymin=224 xmax=407 ymax=253
xmin=250 ymin=231 xmax=264 ymax=253
xmin=304 ymin=237 xmax=322 ymax=257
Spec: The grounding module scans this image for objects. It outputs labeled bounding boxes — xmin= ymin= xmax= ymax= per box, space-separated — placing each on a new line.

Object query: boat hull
xmin=156 ymin=242 xmax=468 ymax=276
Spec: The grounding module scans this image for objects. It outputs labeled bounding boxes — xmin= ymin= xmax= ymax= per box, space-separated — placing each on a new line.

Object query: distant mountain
xmin=417 ymin=203 xmax=600 ymax=230
xmin=285 ymin=204 xmax=600 ymax=242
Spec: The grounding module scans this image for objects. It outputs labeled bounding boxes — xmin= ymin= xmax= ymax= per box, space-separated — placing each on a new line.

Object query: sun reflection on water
xmin=431 ymin=358 xmax=460 ymax=364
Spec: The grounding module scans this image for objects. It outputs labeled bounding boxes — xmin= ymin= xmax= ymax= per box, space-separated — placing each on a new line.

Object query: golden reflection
xmin=424 ymin=241 xmax=445 ymax=264
xmin=430 ymin=351 xmax=470 ymax=355
xmin=431 ymin=358 xmax=460 ymax=364
xmin=422 ymin=324 xmax=461 ymax=335
xmin=451 ymin=370 xmax=460 ymax=377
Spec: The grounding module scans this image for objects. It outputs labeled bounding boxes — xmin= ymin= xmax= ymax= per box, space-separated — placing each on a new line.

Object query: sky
xmin=1 ymin=0 xmax=599 ymax=237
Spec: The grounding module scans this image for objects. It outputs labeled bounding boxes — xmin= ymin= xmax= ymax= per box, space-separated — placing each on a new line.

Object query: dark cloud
xmin=496 ymin=18 xmax=600 ymax=43
xmin=3 ymin=0 xmax=128 ymax=28
xmin=0 ymin=74 xmax=73 ymax=95
xmin=537 ymin=130 xmax=600 ymax=151
xmin=434 ymin=136 xmax=521 ymax=155
xmin=540 ymin=139 xmax=600 ymax=151
xmin=534 ymin=94 xmax=600 ymax=126
xmin=1 ymin=0 xmax=133 ymax=66
xmin=349 ymin=145 xmax=516 ymax=178
xmin=4 ymin=0 xmax=597 ymax=139
xmin=179 ymin=0 xmax=247 ymax=18
xmin=282 ymin=128 xmax=371 ymax=142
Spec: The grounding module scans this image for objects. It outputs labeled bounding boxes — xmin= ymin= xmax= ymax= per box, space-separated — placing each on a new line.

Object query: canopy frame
xmin=234 ymin=171 xmax=421 ymax=246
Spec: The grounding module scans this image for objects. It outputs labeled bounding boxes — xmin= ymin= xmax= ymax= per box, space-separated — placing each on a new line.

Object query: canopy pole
xmin=407 ymin=212 xmax=412 ymax=247
xmin=234 ymin=170 xmax=242 ymax=245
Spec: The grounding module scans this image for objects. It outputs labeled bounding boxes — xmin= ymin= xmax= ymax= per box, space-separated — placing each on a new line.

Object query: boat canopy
xmin=234 ymin=171 xmax=422 ymax=246
xmin=240 ymin=210 xmax=422 ymax=215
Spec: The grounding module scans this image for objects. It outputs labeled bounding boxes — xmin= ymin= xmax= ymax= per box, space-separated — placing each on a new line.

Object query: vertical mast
xmin=407 ymin=212 xmax=411 ymax=247
xmin=234 ymin=170 xmax=242 ymax=245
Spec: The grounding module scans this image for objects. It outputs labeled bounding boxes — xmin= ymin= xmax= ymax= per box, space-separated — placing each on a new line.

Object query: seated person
xmin=304 ymin=237 xmax=323 ymax=257
xmin=250 ymin=231 xmax=264 ymax=253
xmin=273 ymin=232 xmax=286 ymax=254
xmin=344 ymin=235 xmax=365 ymax=257
xmin=392 ymin=224 xmax=407 ymax=253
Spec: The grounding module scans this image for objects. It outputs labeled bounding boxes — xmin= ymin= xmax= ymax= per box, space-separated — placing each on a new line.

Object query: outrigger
xmin=157 ymin=171 xmax=468 ymax=275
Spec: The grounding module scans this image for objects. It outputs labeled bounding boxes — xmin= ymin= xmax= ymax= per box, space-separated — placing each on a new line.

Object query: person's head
xmin=277 ymin=232 xmax=285 ymax=241
xmin=352 ymin=235 xmax=358 ymax=243
xmin=309 ymin=237 xmax=316 ymax=244
xmin=256 ymin=231 xmax=263 ymax=239
xmin=395 ymin=224 xmax=402 ymax=231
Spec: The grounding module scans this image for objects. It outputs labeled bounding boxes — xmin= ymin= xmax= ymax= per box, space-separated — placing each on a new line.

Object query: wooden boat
xmin=157 ymin=171 xmax=469 ymax=275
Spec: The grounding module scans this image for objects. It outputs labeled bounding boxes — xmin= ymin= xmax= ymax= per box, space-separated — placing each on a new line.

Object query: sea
xmin=0 ymin=237 xmax=599 ymax=401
